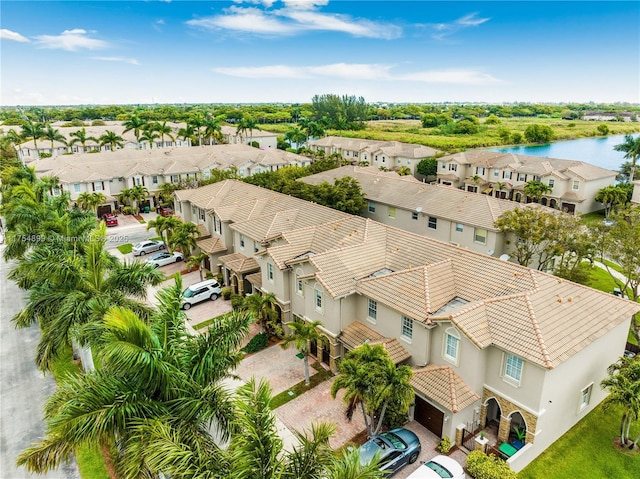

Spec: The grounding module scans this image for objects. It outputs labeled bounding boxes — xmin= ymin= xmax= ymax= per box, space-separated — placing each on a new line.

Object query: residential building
xmin=220 ymin=125 xmax=278 ymax=150
xmin=34 ymin=144 xmax=312 ymax=214
xmin=308 ymin=136 xmax=439 ymax=175
xmin=173 ymin=180 xmax=640 ymax=472
xmin=632 ymin=180 xmax=640 ymax=205
xmin=300 ymin=165 xmax=552 ymax=257
xmin=436 ymin=151 xmax=618 ymax=214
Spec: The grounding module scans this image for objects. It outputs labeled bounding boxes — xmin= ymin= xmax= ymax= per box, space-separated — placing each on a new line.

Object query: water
xmin=487 ymin=133 xmax=639 ymax=172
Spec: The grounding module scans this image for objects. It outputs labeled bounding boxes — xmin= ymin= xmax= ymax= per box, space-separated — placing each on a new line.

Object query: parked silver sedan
xmin=132 ymin=240 xmax=165 ymax=256
xmin=145 ymin=251 xmax=184 ymax=268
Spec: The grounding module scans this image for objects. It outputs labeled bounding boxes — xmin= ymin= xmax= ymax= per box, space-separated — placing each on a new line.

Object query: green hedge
xmin=466 ymin=450 xmax=518 ymax=479
xmin=243 ymin=333 xmax=268 ymax=354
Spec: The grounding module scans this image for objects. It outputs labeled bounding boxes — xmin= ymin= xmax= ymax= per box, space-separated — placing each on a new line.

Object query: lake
xmin=488 ymin=133 xmax=638 ymax=172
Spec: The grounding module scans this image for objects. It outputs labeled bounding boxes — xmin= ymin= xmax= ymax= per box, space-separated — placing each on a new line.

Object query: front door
xmin=414 ymin=396 xmax=444 ymax=437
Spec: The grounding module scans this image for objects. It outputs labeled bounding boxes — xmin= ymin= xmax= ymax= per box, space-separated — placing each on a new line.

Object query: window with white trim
xmin=388 ymin=207 xmax=396 ymax=219
xmin=93 ymin=181 xmax=103 ymax=191
xmin=401 ymin=316 xmax=413 ymax=340
xmin=474 ymin=228 xmax=487 ymax=244
xmin=254 ymin=241 xmax=259 ymax=253
xmin=494 ymin=170 xmax=500 ymax=177
xmin=448 ymin=163 xmax=457 ymax=172
xmin=368 ymin=201 xmax=376 ymax=213
xmin=504 ymin=354 xmax=524 ymax=383
xmin=579 ymin=384 xmax=593 ymax=411
xmin=152 ymin=175 xmax=158 ymax=185
xmin=73 ymin=183 xmax=81 ymax=193
xmin=572 ymin=180 xmax=580 ymax=190
xmin=455 ymin=223 xmax=463 ymax=232
xmin=239 ymin=234 xmax=245 ymax=249
xmin=428 ymin=216 xmax=437 ymax=229
xmin=444 ymin=331 xmax=459 ymax=363
xmin=367 ymin=299 xmax=377 ymax=322
xmin=296 ymin=276 xmax=304 ymax=296
xmin=412 ymin=212 xmax=419 ymax=220
xmin=267 ymin=263 xmax=274 ymax=282
xmin=314 ymin=288 xmax=323 ymax=312
xmin=518 ymin=173 xmax=527 ymax=182
xmin=548 ymin=178 xmax=555 ymax=188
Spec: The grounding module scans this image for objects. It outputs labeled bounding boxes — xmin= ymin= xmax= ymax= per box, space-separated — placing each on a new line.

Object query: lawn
xmin=519 ymin=402 xmax=639 ymax=479
xmin=270 ymin=361 xmax=334 ymax=409
xmin=262 ymin=118 xmax=640 ymax=151
xmin=117 ymin=243 xmax=132 ymax=255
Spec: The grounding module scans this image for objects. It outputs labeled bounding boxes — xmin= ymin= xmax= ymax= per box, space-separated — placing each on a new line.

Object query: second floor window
xmin=412 ymin=212 xmax=419 ymax=220
xmin=504 ymin=354 xmax=524 ymax=384
xmin=73 ymin=183 xmax=81 ymax=193
xmin=388 ymin=207 xmax=396 ymax=219
xmin=448 ymin=163 xmax=457 ymax=172
xmin=573 ymin=180 xmax=580 ymax=190
xmin=267 ymin=263 xmax=274 ymax=282
xmin=474 ymin=228 xmax=487 ymax=245
xmin=444 ymin=332 xmax=459 ymax=363
xmin=548 ymin=178 xmax=555 ymax=188
xmin=239 ymin=234 xmax=245 ymax=249
xmin=368 ymin=201 xmax=376 ymax=213
xmin=367 ymin=299 xmax=377 ymax=321
xmin=315 ymin=288 xmax=323 ymax=311
xmin=152 ymin=175 xmax=158 ymax=184
xmin=456 ymin=223 xmax=463 ymax=232
xmin=402 ymin=316 xmax=413 ymax=340
xmin=296 ymin=277 xmax=303 ymax=295
xmin=428 ymin=217 xmax=437 ymax=229
xmin=518 ymin=173 xmax=527 ymax=182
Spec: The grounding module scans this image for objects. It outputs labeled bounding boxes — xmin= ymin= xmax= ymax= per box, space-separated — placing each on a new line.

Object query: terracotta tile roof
xmin=560 ymin=191 xmax=586 ymax=202
xmin=245 ymin=272 xmax=262 ymax=289
xmin=411 ymin=365 xmax=480 ymax=413
xmin=308 ymin=136 xmax=439 ymax=158
xmin=196 ymin=223 xmax=210 ymax=238
xmin=300 ymin=166 xmax=544 ymax=231
xmin=196 ymin=236 xmax=227 ymax=254
xmin=219 ymin=252 xmax=260 ymax=274
xmin=339 ymin=321 xmax=411 ymax=364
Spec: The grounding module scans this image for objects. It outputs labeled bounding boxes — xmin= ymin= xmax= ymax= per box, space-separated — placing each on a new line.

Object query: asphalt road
xmin=0 ymin=252 xmax=79 ymax=479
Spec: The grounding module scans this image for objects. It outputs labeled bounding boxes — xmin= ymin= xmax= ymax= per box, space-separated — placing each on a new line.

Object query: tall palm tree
xmin=595 ymin=185 xmax=628 ymax=218
xmin=168 ymin=220 xmax=199 ymax=257
xmin=42 ymin=125 xmax=67 ymax=150
xmin=203 ymin=115 xmax=224 ymax=145
xmin=140 ymin=128 xmax=160 ymax=149
xmin=147 ymin=214 xmax=181 ymax=245
xmin=284 ymin=126 xmax=307 ymax=150
xmin=21 ymin=120 xmax=45 ymax=154
xmin=76 ymin=192 xmax=106 ymax=214
xmin=188 ymin=112 xmax=206 ymax=146
xmin=614 ymin=134 xmax=640 ymax=182
xmin=177 ymin=123 xmax=196 ymax=145
xmin=236 ymin=116 xmax=258 ymax=145
xmin=524 ymin=180 xmax=553 ymax=203
xmin=280 ymin=319 xmax=325 ymax=385
xmin=330 ymin=343 xmax=414 ymax=437
xmin=11 ymin=223 xmax=164 ymax=371
xmin=122 ymin=114 xmax=148 ymax=143
xmin=69 ymin=127 xmax=98 ymax=152
xmin=17 ymin=279 xmax=253 ymax=476
xmin=242 ymin=292 xmax=280 ymax=336
xmin=130 ymin=184 xmax=149 ymax=214
xmin=98 ymin=130 xmax=124 ymax=151
xmin=154 ymin=121 xmax=175 ymax=146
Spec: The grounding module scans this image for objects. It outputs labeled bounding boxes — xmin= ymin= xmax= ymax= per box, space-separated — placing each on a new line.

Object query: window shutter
xmin=92 ymin=182 xmax=95 ymax=191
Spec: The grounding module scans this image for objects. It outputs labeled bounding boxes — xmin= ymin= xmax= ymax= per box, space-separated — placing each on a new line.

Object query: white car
xmin=132 ymin=240 xmax=165 ymax=256
xmin=181 ymin=279 xmax=222 ymax=310
xmin=406 ymin=455 xmax=465 ymax=479
xmin=145 ymin=251 xmax=184 ymax=268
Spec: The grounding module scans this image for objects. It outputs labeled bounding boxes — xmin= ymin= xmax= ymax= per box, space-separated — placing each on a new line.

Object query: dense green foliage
xmin=243 ymin=332 xmax=269 ymax=354
xmin=466 ymin=450 xmax=518 ymax=479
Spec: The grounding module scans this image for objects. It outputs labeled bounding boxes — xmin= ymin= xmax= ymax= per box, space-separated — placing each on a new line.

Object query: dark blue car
xmin=359 ymin=427 xmax=421 ymax=475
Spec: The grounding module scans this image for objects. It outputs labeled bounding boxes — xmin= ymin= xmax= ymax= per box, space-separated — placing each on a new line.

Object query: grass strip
xmin=270 ymin=364 xmax=333 ymax=409
xmin=117 ymin=243 xmax=132 ymax=255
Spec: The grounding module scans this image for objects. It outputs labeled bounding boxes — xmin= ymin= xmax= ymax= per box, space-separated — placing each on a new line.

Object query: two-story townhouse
xmin=219 ymin=125 xmax=278 ymax=150
xmin=437 ymin=151 xmax=618 ymax=214
xmin=16 ymin=121 xmax=191 ymax=162
xmin=252 ymin=215 xmax=638 ymax=471
xmin=308 ymin=137 xmax=439 ymax=175
xmin=300 ymin=166 xmax=554 ymax=257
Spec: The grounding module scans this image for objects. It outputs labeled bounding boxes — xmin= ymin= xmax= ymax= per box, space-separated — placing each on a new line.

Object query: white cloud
xmin=0 ymin=29 xmax=30 ymax=43
xmin=399 ymin=70 xmax=501 ymax=85
xmin=430 ymin=12 xmax=490 ymax=40
xmin=34 ymin=29 xmax=109 ymax=51
xmin=188 ymin=1 xmax=401 ymax=39
xmin=212 ymin=63 xmax=499 ymax=85
xmin=92 ymin=56 xmax=139 ymax=65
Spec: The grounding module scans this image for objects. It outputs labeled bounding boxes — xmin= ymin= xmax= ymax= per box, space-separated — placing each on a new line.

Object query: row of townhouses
xmin=172 ymin=179 xmax=639 ymax=472
xmin=15 ymin=122 xmax=278 ymax=161
xmin=307 ymin=136 xmax=440 ymax=176
xmin=300 ymin=165 xmax=550 ymax=259
xmin=435 ymin=151 xmax=617 ymax=214
xmin=33 ymin=144 xmax=311 ymax=213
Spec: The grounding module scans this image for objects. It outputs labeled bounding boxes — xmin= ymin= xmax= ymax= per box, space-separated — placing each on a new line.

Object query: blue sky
xmin=1 ymin=1 xmax=639 ymax=106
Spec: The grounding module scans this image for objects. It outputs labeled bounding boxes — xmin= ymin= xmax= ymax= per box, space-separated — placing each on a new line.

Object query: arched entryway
xmin=515 ymin=192 xmax=522 ymax=202
xmin=508 ymin=411 xmax=528 ymax=446
xmin=540 ymin=197 xmax=548 ymax=206
xmin=484 ymin=397 xmax=502 ymax=428
xmin=549 ymin=198 xmax=557 ymax=209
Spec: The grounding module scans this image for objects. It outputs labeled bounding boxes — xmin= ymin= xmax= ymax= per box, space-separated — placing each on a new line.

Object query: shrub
xmin=39 ymin=152 xmax=52 ymax=158
xmin=243 ymin=332 xmax=268 ymax=354
xmin=437 ymin=435 xmax=452 ymax=454
xmin=382 ymin=396 xmax=410 ymax=429
xmin=230 ymin=293 xmax=245 ymax=309
xmin=221 ymin=287 xmax=232 ymax=300
xmin=122 ymin=206 xmax=135 ymax=215
xmin=466 ymin=450 xmax=517 ymax=479
xmin=91 ymin=120 xmax=106 ymax=126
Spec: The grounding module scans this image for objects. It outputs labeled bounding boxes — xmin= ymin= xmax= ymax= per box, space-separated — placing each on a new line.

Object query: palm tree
xmin=147 ymin=214 xmax=181 ymax=245
xmin=117 ymin=187 xmax=133 ymax=211
xmin=17 ymin=279 xmax=253 ymax=476
xmin=157 ymin=181 xmax=179 ymax=204
xmin=69 ymin=127 xmax=98 ymax=152
xmin=177 ymin=123 xmax=196 ymax=144
xmin=188 ymin=112 xmax=206 ymax=146
xmin=242 ymin=292 xmax=280 ymax=336
xmin=98 ymin=130 xmax=124 ymax=151
xmin=154 ymin=121 xmax=175 ymax=146
xmin=42 ymin=125 xmax=67 ymax=151
xmin=11 ymin=223 xmax=164 ymax=371
xmin=397 ymin=166 xmax=411 ymax=176
xmin=284 ymin=126 xmax=307 ymax=150
xmin=280 ymin=319 xmax=325 ymax=385
xmin=305 ymin=121 xmax=326 ymax=140
xmin=330 ymin=343 xmax=414 ymax=437
xmin=76 ymin=192 xmax=106 ymax=214
xmin=601 ymin=356 xmax=640 ymax=448
xmin=236 ymin=116 xmax=258 ymax=145
xmin=168 ymin=220 xmax=199 ymax=257
xmin=614 ymin=134 xmax=640 ymax=182
xmin=595 ymin=185 xmax=628 ymax=218
xmin=140 ymin=128 xmax=160 ymax=149
xmin=130 ymin=184 xmax=149 ymax=214
xmin=122 ymin=114 xmax=148 ymax=144
xmin=21 ymin=120 xmax=45 ymax=154
xmin=186 ymin=252 xmax=209 ymax=281
xmin=523 ymin=180 xmax=553 ymax=203
xmin=203 ymin=115 xmax=224 ymax=145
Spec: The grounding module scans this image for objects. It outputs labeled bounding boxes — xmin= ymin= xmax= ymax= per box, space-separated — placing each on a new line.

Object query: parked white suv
xmin=181 ymin=279 xmax=222 ymax=310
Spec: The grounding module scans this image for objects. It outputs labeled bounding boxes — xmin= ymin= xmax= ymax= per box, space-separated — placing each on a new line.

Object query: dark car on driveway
xmin=359 ymin=427 xmax=421 ymax=475
xmin=158 ymin=206 xmax=174 ymax=217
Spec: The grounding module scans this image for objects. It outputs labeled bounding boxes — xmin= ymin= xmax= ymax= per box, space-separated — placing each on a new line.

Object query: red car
xmin=103 ymin=213 xmax=118 ymax=227
xmin=158 ymin=206 xmax=174 ymax=217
